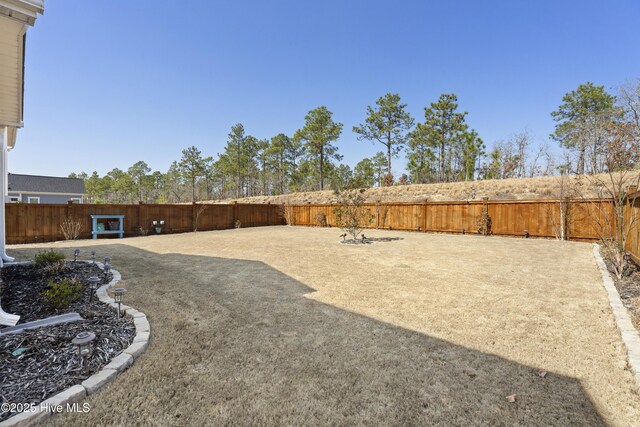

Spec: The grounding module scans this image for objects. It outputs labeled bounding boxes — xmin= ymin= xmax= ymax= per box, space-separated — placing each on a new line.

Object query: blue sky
xmin=13 ymin=0 xmax=640 ymax=178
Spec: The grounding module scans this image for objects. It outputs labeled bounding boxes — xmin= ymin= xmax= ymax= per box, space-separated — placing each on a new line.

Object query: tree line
xmin=70 ymin=78 xmax=640 ymax=203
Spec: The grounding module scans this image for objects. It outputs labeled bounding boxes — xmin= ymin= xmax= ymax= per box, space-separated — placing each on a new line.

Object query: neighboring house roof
xmin=8 ymin=173 xmax=85 ymax=194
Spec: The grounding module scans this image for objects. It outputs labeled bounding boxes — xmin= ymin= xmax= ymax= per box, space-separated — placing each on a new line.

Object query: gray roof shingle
xmin=8 ymin=174 xmax=85 ymax=194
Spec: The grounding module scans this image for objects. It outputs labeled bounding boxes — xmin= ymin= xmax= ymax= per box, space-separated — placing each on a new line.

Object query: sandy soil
xmin=7 ymin=227 xmax=639 ymax=426
xmin=207 ymin=173 xmax=627 ymax=205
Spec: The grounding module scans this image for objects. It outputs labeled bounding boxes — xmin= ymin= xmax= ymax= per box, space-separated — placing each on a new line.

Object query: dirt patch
xmin=6 ymin=228 xmax=640 ymax=426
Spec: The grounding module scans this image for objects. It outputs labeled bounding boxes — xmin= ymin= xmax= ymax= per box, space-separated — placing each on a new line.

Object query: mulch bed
xmin=606 ymin=259 xmax=640 ymax=332
xmin=0 ymin=262 xmax=135 ymax=421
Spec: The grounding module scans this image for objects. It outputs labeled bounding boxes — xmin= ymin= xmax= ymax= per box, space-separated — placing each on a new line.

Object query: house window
xmin=8 ymin=196 xmax=19 ymax=203
xmin=69 ymin=198 xmax=82 ymax=204
xmin=27 ymin=197 xmax=40 ymax=204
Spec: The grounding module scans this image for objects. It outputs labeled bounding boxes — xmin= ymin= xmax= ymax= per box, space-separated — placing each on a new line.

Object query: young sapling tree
xmin=333 ymin=189 xmax=374 ymax=241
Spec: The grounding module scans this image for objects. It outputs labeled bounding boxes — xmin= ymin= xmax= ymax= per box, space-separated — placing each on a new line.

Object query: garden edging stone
xmin=592 ymin=244 xmax=640 ymax=393
xmin=0 ymin=261 xmax=150 ymax=427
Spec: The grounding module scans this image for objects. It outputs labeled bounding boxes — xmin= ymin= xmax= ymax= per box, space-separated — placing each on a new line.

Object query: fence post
xmin=480 ymin=197 xmax=489 ymax=236
xmin=423 ymin=202 xmax=427 ymax=232
xmin=233 ymin=201 xmax=238 ymax=228
xmin=563 ymin=197 xmax=570 ymax=240
xmin=138 ymin=201 xmax=142 ymax=233
xmin=307 ymin=202 xmax=311 ymax=227
xmin=66 ymin=200 xmax=74 ymax=241
xmin=626 ymin=186 xmax=639 ymax=256
xmin=192 ymin=201 xmax=196 ymax=231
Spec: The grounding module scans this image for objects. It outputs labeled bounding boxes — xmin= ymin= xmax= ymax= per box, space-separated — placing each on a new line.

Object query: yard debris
xmin=506 ymin=394 xmax=517 ymax=403
xmin=11 ymin=347 xmax=28 ymax=357
xmin=537 ymin=370 xmax=547 ymax=378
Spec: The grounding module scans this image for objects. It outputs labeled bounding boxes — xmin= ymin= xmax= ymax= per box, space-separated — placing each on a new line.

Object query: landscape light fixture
xmin=361 ymin=234 xmax=366 ymax=242
xmin=114 ymin=288 xmax=126 ymax=318
xmin=103 ymin=263 xmax=112 ymax=280
xmin=104 ymin=256 xmax=111 ymax=265
xmin=73 ymin=249 xmax=80 ymax=263
xmin=88 ymin=276 xmax=101 ymax=301
xmin=72 ymin=331 xmax=96 ymax=370
xmin=91 ymin=251 xmax=96 ymax=264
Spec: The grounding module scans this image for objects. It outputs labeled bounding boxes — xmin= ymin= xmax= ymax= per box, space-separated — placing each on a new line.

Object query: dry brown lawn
xmin=9 ymin=227 xmax=640 ymax=426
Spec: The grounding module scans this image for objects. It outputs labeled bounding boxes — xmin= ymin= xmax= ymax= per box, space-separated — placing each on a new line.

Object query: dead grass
xmin=8 ymin=227 xmax=639 ymax=426
xmin=208 ymin=173 xmax=639 ymax=205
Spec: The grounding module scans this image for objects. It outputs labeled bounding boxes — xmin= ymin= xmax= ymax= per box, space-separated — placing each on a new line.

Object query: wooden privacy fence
xmin=285 ymin=198 xmax=615 ymax=241
xmin=6 ymin=202 xmax=285 ymax=244
xmin=5 ymin=197 xmax=632 ymax=251
xmin=624 ymin=189 xmax=640 ymax=263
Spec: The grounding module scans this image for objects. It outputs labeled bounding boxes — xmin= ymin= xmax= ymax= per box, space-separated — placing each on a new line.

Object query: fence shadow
xmin=8 ymin=244 xmax=606 ymax=426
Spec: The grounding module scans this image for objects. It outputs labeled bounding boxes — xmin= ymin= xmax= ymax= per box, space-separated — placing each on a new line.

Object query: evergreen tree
xmin=353 ymin=93 xmax=414 ymax=183
xmin=551 ymin=82 xmax=621 ymax=174
xmin=412 ymin=94 xmax=468 ymax=182
xmin=178 ymin=146 xmax=211 ymax=202
xmin=353 ymin=158 xmax=376 ymax=187
xmin=294 ymin=106 xmax=343 ymax=190
xmin=128 ymin=161 xmax=151 ymax=202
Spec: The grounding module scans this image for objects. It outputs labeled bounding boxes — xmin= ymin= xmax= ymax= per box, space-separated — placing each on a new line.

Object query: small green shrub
xmin=34 ymin=250 xmax=66 ymax=268
xmin=42 ymin=278 xmax=83 ymax=310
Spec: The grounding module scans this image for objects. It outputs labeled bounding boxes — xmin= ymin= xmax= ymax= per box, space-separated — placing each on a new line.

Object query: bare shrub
xmin=315 ymin=211 xmax=328 ymax=227
xmin=376 ymin=201 xmax=390 ymax=229
xmin=587 ymin=121 xmax=640 ymax=278
xmin=277 ymin=202 xmax=293 ymax=225
xmin=333 ymin=189 xmax=374 ymax=240
xmin=60 ymin=216 xmax=82 ymax=240
xmin=547 ymin=174 xmax=584 ymax=240
xmin=234 ymin=220 xmax=242 ymax=229
xmin=476 ymin=202 xmax=492 ymax=236
xmin=194 ymin=203 xmax=209 ymax=232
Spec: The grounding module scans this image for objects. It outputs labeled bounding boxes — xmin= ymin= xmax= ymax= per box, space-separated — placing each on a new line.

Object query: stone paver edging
xmin=1 ymin=261 xmax=150 ymax=427
xmin=592 ymin=244 xmax=640 ymax=392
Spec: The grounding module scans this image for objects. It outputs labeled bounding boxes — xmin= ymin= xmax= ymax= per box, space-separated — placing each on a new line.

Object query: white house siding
xmin=0 ymin=15 xmax=24 ymax=128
